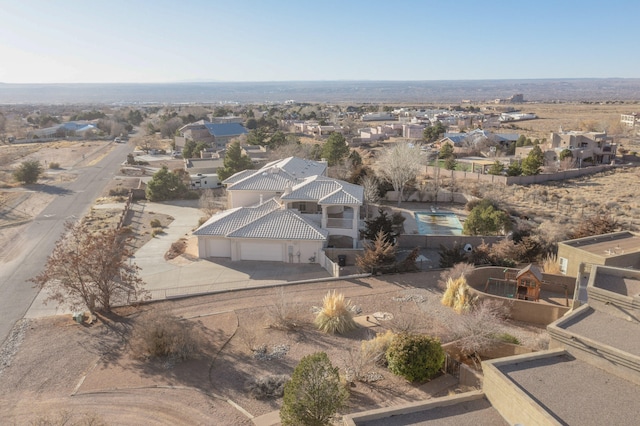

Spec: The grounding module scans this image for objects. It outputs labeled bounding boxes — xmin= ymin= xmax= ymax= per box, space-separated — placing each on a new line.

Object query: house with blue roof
xmin=177 ymin=119 xmax=248 ymax=150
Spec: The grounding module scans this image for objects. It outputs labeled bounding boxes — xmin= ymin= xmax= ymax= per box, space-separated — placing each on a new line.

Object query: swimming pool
xmin=414 ymin=212 xmax=463 ymax=235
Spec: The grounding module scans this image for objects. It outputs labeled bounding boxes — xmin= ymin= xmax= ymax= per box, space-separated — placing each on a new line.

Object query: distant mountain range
xmin=1 ymin=79 xmax=639 ymax=105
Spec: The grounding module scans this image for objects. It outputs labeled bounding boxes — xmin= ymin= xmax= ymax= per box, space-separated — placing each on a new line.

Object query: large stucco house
xmin=175 ymin=120 xmax=248 ymax=151
xmin=193 ymin=157 xmax=364 ymax=263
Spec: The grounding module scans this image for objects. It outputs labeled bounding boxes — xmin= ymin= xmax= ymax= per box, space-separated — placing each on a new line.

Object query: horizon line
xmin=1 ymin=77 xmax=638 ymax=85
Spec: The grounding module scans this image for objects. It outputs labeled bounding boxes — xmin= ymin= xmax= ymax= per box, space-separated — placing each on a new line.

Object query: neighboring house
xmin=499 ymin=111 xmax=537 ymax=122
xmin=620 ymin=112 xmax=639 ymax=128
xmin=30 ymin=121 xmax=97 ymax=138
xmin=241 ymin=145 xmax=269 ymax=163
xmin=177 ymin=120 xmax=248 ymax=150
xmin=189 ymin=173 xmax=221 ymax=189
xmin=548 ymin=130 xmax=616 ymax=165
xmin=440 ymin=129 xmax=519 ymax=148
xmin=345 ymin=264 xmax=640 ymax=425
xmin=402 ymin=123 xmax=426 ymax=139
xmin=362 ymin=112 xmax=396 ymax=122
xmin=556 ymin=231 xmax=640 ymax=278
xmin=194 ymin=156 xmax=364 ymax=262
xmin=184 ymin=157 xmax=225 ymax=175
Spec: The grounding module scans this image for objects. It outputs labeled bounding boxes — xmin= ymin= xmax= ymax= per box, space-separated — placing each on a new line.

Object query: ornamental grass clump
xmin=314 ymin=290 xmax=358 ymax=334
xmin=441 ymin=276 xmax=476 ymax=313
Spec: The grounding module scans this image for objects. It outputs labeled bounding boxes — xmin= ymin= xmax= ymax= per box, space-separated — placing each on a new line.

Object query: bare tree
xmin=32 ymin=222 xmax=147 ymax=314
xmin=361 ymin=174 xmax=380 ymax=219
xmin=199 ymin=188 xmax=225 ymax=216
xmin=449 ymin=300 xmax=511 ymax=367
xmin=376 ymin=142 xmax=424 ymax=205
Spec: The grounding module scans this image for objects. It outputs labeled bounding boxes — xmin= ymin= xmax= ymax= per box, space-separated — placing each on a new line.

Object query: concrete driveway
xmin=26 ymin=200 xmax=331 ymax=318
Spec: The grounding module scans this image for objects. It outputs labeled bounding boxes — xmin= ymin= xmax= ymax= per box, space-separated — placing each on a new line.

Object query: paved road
xmin=0 ymin=141 xmax=133 ymax=345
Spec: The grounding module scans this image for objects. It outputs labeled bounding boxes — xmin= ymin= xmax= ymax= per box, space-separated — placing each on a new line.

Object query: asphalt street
xmin=0 ymin=141 xmax=133 ymax=345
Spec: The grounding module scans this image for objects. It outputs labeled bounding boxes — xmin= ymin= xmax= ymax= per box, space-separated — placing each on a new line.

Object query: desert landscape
xmin=1 ymin=100 xmax=640 ymax=425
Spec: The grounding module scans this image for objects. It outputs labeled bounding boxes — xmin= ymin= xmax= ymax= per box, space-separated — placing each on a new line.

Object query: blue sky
xmin=0 ymin=0 xmax=638 ymax=83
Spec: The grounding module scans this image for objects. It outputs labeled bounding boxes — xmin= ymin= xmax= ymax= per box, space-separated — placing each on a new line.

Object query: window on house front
xmin=299 ymin=202 xmax=306 ymax=212
xmin=559 ymin=257 xmax=568 ymax=275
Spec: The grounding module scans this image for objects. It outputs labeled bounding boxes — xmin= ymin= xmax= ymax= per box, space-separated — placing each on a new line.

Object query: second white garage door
xmin=240 ymin=241 xmax=284 ymax=261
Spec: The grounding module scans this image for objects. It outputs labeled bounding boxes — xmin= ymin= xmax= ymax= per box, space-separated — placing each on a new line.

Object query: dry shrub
xmin=29 ymin=410 xmax=107 ymax=426
xmin=267 ymin=287 xmax=305 ymax=330
xmin=449 ymin=299 xmax=511 ymax=367
xmin=542 ymin=254 xmax=561 ymax=274
xmin=361 ymin=330 xmax=395 ymax=367
xmin=165 ymin=238 xmax=187 ymax=260
xmin=438 ymin=262 xmax=475 ymax=290
xmin=314 ymin=290 xmax=358 ymax=334
xmin=130 ymin=311 xmax=202 ymax=362
xmin=343 ymin=330 xmax=395 ymax=383
xmin=441 ymin=276 xmax=476 ymax=314
xmin=150 ymin=218 xmax=162 ymax=228
xmin=246 ymin=374 xmax=290 ymax=399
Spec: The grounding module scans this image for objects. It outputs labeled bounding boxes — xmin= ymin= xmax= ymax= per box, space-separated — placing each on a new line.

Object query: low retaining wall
xmin=425 ymin=164 xmax=613 ymax=186
xmin=398 ymin=234 xmax=502 ymax=250
xmin=467 ymin=266 xmax=572 ymax=326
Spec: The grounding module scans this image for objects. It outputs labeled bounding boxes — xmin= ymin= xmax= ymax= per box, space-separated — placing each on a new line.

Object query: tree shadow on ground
xmin=30 ymin=183 xmax=74 ymax=196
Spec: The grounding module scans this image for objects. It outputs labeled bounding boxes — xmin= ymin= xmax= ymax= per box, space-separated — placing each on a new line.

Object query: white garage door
xmin=240 ymin=241 xmax=283 ymax=261
xmin=206 ymin=238 xmax=231 ymax=258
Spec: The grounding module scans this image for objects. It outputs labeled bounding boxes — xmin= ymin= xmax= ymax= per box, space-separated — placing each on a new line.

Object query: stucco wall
xmin=467 ymin=267 xmax=572 ymax=326
xmin=424 ymin=164 xmax=612 ymax=186
xmin=398 ymin=234 xmax=502 ymax=249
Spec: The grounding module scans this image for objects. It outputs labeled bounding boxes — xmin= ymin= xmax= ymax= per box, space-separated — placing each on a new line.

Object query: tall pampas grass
xmin=314 ymin=290 xmax=358 ymax=334
xmin=441 ymin=276 xmax=476 ymax=314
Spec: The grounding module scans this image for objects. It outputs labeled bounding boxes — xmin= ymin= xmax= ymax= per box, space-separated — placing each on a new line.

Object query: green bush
xmin=492 ymin=333 xmax=520 ymax=345
xmin=13 ymin=160 xmax=43 ymax=184
xmin=280 ymin=352 xmax=348 ymax=426
xmin=150 ymin=218 xmax=162 ymax=228
xmin=386 ymin=333 xmax=445 ymax=382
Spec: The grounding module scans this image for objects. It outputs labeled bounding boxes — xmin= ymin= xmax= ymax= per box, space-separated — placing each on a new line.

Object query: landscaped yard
xmin=0 ymin=273 xmax=548 ymax=425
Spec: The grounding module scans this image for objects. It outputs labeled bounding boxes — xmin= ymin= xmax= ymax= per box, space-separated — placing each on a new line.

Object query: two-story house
xmin=176 ymin=120 xmax=248 ymax=151
xmin=193 ymin=157 xmax=363 ymax=263
xmin=548 ymin=130 xmax=616 ymax=165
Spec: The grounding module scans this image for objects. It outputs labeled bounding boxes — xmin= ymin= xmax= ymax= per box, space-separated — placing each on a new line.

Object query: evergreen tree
xmin=217 ymin=141 xmax=253 ymax=181
xmin=438 ymin=142 xmax=454 ymax=159
xmin=13 ymin=160 xmax=43 ymax=184
xmin=463 ymin=199 xmax=512 ymax=236
xmin=362 ymin=208 xmax=398 ymax=243
xmin=321 ymin=132 xmax=349 ymax=166
xmin=145 ymin=166 xmax=190 ymax=201
xmin=521 ymin=145 xmax=544 ymax=176
xmin=487 ymin=160 xmax=504 ymax=175
xmin=280 ymin=352 xmax=348 ymax=426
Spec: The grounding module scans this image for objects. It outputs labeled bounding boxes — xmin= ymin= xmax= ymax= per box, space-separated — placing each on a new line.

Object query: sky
xmin=0 ymin=0 xmax=638 ymax=84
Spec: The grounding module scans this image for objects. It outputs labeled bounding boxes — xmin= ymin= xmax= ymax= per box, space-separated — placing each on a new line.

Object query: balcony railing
xmin=327 ymin=218 xmax=353 ymax=229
